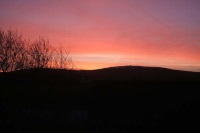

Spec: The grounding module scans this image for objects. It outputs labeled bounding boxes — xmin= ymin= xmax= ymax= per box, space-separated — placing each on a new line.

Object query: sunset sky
xmin=0 ymin=0 xmax=200 ymax=71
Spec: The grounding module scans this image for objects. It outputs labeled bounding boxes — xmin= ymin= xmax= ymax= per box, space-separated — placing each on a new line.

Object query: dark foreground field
xmin=1 ymin=66 xmax=200 ymax=132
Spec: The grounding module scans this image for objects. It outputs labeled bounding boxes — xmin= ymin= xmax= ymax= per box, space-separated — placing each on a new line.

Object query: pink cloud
xmin=0 ymin=0 xmax=200 ymax=71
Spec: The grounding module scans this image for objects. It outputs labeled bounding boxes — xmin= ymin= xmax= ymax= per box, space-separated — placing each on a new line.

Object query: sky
xmin=0 ymin=0 xmax=200 ymax=71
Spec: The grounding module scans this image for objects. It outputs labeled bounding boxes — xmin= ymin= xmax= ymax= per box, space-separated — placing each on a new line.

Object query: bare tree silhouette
xmin=54 ymin=44 xmax=74 ymax=69
xmin=0 ymin=29 xmax=27 ymax=72
xmin=28 ymin=36 xmax=53 ymax=69
xmin=0 ymin=29 xmax=74 ymax=72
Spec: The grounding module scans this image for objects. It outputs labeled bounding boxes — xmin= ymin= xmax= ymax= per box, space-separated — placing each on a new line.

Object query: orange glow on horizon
xmin=1 ymin=0 xmax=200 ymax=72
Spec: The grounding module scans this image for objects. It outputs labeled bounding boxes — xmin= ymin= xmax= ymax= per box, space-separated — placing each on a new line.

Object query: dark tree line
xmin=0 ymin=29 xmax=74 ymax=72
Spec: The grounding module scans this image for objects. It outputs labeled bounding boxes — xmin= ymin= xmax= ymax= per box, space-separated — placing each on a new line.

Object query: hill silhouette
xmin=78 ymin=65 xmax=200 ymax=81
xmin=2 ymin=65 xmax=199 ymax=81
xmin=1 ymin=66 xmax=200 ymax=132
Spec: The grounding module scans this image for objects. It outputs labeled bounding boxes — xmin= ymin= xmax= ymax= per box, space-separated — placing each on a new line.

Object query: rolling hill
xmin=1 ymin=66 xmax=200 ymax=132
xmin=1 ymin=65 xmax=200 ymax=81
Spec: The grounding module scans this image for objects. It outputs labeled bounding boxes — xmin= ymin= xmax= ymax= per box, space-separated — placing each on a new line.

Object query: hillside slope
xmin=1 ymin=66 xmax=200 ymax=132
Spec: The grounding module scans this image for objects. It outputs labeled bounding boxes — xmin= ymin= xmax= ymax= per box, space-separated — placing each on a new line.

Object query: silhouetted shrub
xmin=0 ymin=29 xmax=73 ymax=72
